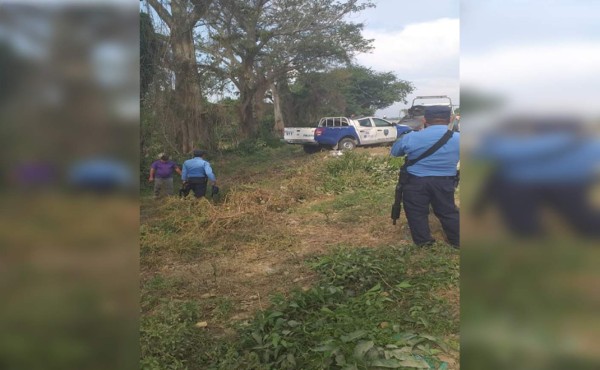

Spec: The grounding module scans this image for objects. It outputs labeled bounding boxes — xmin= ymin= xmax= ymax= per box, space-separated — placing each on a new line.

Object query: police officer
xmin=181 ymin=149 xmax=217 ymax=198
xmin=390 ymin=105 xmax=460 ymax=247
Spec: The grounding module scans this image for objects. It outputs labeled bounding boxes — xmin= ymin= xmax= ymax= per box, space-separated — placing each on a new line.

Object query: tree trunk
xmin=170 ymin=1 xmax=206 ymax=153
xmin=172 ymin=33 xmax=203 ymax=152
xmin=238 ymin=85 xmax=257 ymax=138
xmin=253 ymin=82 xmax=269 ymax=129
xmin=271 ymin=82 xmax=284 ymax=137
xmin=279 ymin=78 xmax=294 ymax=126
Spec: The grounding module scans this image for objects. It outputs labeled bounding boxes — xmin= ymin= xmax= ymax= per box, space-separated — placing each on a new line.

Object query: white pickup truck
xmin=283 ymin=126 xmax=318 ymax=153
xmin=284 ymin=116 xmax=412 ymax=153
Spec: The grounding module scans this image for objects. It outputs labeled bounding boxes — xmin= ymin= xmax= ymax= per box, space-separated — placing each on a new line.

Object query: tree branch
xmin=147 ymin=0 xmax=173 ymax=28
xmin=190 ymin=0 xmax=214 ymax=23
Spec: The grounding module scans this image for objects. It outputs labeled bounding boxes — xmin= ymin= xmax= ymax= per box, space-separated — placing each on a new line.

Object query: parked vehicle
xmin=283 ymin=126 xmax=319 ymax=153
xmin=314 ymin=116 xmax=411 ymax=151
xmin=398 ymin=95 xmax=457 ymax=130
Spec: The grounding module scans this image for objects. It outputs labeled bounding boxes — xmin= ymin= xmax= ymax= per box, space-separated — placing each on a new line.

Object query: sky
xmin=351 ymin=0 xmax=460 ymax=118
xmin=460 ymin=0 xmax=600 ymax=117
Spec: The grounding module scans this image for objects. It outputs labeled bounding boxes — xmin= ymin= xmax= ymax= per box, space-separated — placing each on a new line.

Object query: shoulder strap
xmin=405 ymin=130 xmax=454 ymax=167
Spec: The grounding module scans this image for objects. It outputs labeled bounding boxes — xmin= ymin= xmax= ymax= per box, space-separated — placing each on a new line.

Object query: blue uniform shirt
xmin=181 ymin=157 xmax=216 ymax=182
xmin=476 ymin=133 xmax=599 ymax=184
xmin=390 ymin=125 xmax=459 ymax=176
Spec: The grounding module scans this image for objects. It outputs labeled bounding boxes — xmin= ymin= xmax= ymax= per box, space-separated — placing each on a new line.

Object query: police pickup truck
xmin=314 ymin=116 xmax=411 ymax=151
xmin=283 ymin=126 xmax=319 ymax=153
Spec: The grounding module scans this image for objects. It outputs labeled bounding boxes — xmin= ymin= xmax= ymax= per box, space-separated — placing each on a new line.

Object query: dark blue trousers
xmin=181 ymin=177 xmax=207 ymax=198
xmin=402 ymin=176 xmax=459 ymax=247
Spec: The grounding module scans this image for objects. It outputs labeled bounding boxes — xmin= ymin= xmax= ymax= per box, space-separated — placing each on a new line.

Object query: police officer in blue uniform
xmin=181 ymin=149 xmax=217 ymax=198
xmin=391 ymin=106 xmax=460 ymax=247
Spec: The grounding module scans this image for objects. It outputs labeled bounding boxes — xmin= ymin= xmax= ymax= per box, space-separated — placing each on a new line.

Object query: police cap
xmin=424 ymin=105 xmax=452 ymax=121
xmin=193 ymin=149 xmax=207 ymax=157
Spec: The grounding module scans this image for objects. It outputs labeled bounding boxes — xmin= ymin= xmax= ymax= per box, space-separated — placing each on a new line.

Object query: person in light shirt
xmin=180 ymin=149 xmax=217 ymax=198
xmin=391 ymin=106 xmax=460 ymax=248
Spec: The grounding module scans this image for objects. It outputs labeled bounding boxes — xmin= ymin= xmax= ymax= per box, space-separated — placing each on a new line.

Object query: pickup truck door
xmin=372 ymin=118 xmax=397 ymax=143
xmin=355 ymin=118 xmax=377 ymax=144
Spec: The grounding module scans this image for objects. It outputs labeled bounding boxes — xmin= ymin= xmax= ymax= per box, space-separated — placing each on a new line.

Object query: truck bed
xmin=284 ymin=127 xmax=317 ymax=145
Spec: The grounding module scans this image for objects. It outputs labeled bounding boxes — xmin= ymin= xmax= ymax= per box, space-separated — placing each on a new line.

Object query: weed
xmin=140 ymin=300 xmax=208 ymax=370
xmin=201 ymin=245 xmax=459 ymax=369
xmin=140 ymin=146 xmax=459 ymax=369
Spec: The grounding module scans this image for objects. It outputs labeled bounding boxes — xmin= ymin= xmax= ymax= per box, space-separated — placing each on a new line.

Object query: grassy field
xmin=140 ymin=145 xmax=459 ymax=369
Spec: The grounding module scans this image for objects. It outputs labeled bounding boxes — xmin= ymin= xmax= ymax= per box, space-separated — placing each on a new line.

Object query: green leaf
xmin=313 ymin=342 xmax=337 ymax=352
xmin=340 ymin=330 xmax=367 ymax=343
xmin=369 ymin=358 xmax=403 ymax=368
xmin=384 ymin=347 xmax=412 ymax=360
xmin=353 ymin=340 xmax=374 ymax=359
xmin=392 ymin=332 xmax=417 ymax=342
xmin=287 ymin=353 xmax=296 ymax=366
xmin=368 ymin=283 xmax=382 ymax=292
xmin=398 ymin=356 xmax=430 ymax=368
xmin=419 ymin=334 xmax=450 ymax=352
xmin=287 ymin=320 xmax=300 ymax=327
xmin=438 ymin=362 xmax=449 ymax=370
xmin=269 ymin=311 xmax=284 ymax=318
xmin=321 ymin=307 xmax=334 ymax=314
xmin=251 ymin=331 xmax=262 ymax=345
xmin=396 ymin=281 xmax=412 ymax=289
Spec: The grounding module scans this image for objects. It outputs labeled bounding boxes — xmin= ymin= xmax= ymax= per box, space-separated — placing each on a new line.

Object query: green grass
xmin=140 ymin=245 xmax=459 ymax=370
xmin=140 ymin=147 xmax=459 ymax=370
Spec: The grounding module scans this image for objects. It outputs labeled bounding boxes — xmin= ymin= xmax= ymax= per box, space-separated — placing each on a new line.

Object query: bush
xmin=206 ymin=246 xmax=457 ymax=369
xmin=321 ymin=152 xmax=403 ymax=193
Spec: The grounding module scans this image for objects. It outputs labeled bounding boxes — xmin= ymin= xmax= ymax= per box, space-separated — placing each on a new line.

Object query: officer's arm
xmin=149 ymin=167 xmax=155 ymax=181
xmin=390 ymin=136 xmax=408 ymax=157
xmin=181 ymin=163 xmax=188 ymax=181
xmin=175 ymin=165 xmax=182 ymax=176
xmin=205 ymin=163 xmax=217 ymax=185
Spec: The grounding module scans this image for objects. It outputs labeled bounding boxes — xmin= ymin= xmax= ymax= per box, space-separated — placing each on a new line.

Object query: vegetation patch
xmin=140 ymin=146 xmax=459 ymax=370
xmin=140 ymin=244 xmax=459 ymax=369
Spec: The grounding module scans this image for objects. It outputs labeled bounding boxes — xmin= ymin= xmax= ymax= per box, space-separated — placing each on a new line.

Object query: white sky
xmin=461 ymin=0 xmax=600 ymax=116
xmin=352 ymin=0 xmax=460 ymax=117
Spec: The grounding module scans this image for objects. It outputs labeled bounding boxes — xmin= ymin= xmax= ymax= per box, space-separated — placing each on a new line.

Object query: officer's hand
xmin=148 ymin=177 xmax=154 ymax=183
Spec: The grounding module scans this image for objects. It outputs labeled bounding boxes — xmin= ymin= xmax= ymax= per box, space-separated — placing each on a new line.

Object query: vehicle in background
xmin=398 ymin=95 xmax=457 ymax=130
xmin=314 ymin=116 xmax=411 ymax=151
xmin=283 ymin=126 xmax=320 ymax=153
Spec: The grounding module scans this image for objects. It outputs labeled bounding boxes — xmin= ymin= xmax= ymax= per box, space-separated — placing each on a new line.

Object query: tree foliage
xmin=140 ymin=0 xmax=414 ymax=152
xmin=140 ymin=12 xmax=159 ymax=101
xmin=343 ymin=66 xmax=413 ymax=116
xmin=286 ymin=66 xmax=413 ymax=125
xmin=198 ymin=0 xmax=374 ymax=136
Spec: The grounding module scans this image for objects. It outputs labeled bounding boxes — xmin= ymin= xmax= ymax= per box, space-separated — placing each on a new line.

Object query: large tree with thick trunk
xmin=199 ymin=0 xmax=373 ymax=138
xmin=146 ymin=0 xmax=213 ymax=153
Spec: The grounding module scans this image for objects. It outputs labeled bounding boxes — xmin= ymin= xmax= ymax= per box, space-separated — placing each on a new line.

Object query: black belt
xmin=407 ymin=174 xmax=456 ymax=180
xmin=186 ymin=177 xmax=207 ymax=184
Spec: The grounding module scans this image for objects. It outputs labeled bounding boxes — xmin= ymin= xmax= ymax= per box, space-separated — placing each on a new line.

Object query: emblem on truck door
xmin=384 ymin=129 xmax=389 ymax=136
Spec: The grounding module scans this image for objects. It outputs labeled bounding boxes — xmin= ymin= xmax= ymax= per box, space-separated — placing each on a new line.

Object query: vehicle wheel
xmin=338 ymin=138 xmax=356 ymax=151
xmin=303 ymin=145 xmax=321 ymax=154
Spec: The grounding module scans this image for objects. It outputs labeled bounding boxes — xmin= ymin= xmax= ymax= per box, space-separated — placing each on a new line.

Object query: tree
xmin=145 ymin=0 xmax=213 ymax=153
xmin=286 ymin=66 xmax=413 ymax=125
xmin=199 ymin=0 xmax=374 ymax=138
xmin=342 ymin=66 xmax=413 ymax=116
xmin=140 ymin=12 xmax=159 ymax=101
